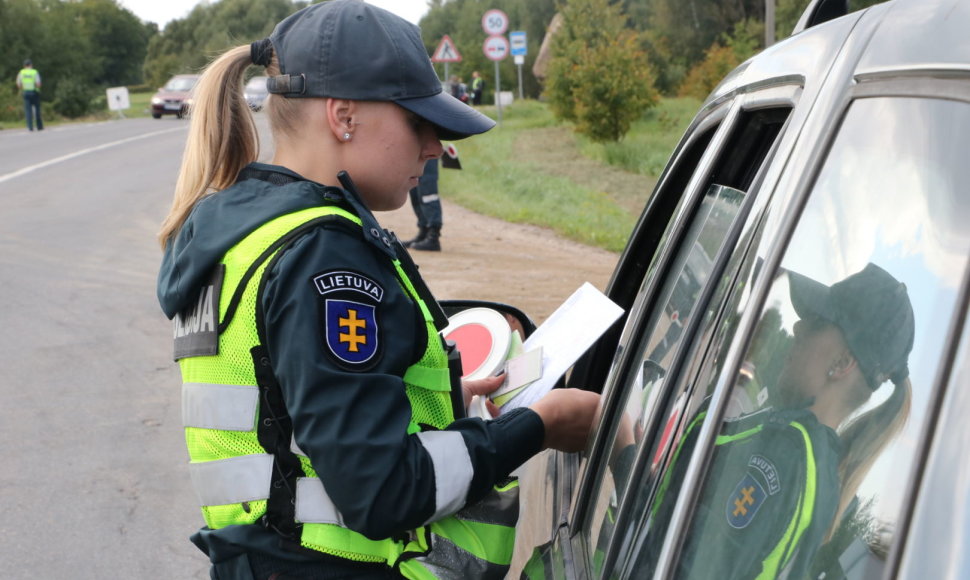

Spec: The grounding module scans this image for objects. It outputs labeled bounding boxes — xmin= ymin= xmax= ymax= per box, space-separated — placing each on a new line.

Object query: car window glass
xmin=583 ymin=105 xmax=791 ymax=577
xmin=165 ymin=77 xmax=196 ymax=91
xmin=668 ymin=97 xmax=970 ymax=580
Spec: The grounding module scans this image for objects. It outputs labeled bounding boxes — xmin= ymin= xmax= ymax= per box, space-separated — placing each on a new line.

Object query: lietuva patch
xmin=725 ymin=454 xmax=780 ymax=529
xmin=173 ymin=264 xmax=224 ymax=360
xmin=726 ymin=473 xmax=767 ymax=529
xmin=312 ymin=270 xmax=384 ymax=367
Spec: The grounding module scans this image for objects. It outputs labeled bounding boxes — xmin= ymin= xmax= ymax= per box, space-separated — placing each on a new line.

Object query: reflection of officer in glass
xmin=662 ymin=263 xmax=914 ymax=579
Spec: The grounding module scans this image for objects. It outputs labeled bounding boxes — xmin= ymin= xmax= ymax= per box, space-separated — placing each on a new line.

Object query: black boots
xmin=407 ymin=227 xmax=441 ymax=252
xmin=402 ymin=227 xmax=428 ymax=248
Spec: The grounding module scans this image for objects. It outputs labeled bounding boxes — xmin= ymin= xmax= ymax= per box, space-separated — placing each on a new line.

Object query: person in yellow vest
xmin=15 ymin=59 xmax=43 ymax=132
xmin=471 ymin=71 xmax=484 ymax=106
xmin=155 ymin=2 xmax=600 ymax=578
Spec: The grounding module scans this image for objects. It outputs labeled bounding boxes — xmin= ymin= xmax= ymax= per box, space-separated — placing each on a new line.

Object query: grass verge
xmin=440 ymin=97 xmax=699 ymax=253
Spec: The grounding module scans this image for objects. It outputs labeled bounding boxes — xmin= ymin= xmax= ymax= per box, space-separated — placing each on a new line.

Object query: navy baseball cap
xmin=789 ymin=263 xmax=915 ymax=390
xmin=264 ymin=0 xmax=494 ymax=140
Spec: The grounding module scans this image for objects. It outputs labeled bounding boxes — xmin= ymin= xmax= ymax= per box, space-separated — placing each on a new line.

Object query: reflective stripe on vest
xmin=295 ymin=477 xmax=345 ymax=525
xmin=188 ymin=453 xmax=273 ymax=506
xmin=417 ymin=431 xmax=474 ymax=524
xmin=182 ymin=382 xmax=258 ymax=431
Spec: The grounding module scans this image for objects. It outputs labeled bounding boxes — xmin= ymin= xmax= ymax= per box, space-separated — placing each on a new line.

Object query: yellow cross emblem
xmin=339 ymin=309 xmax=368 ymax=352
xmin=733 ymin=486 xmax=756 ymax=517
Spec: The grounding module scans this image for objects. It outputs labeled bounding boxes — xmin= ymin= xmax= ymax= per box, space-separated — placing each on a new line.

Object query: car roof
xmin=857 ymin=0 xmax=970 ymax=76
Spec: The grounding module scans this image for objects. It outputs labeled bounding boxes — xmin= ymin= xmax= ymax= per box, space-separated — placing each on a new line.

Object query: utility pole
xmin=766 ymin=0 xmax=776 ymax=47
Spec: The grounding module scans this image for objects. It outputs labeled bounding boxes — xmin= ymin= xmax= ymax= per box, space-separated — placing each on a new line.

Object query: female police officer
xmin=156 ymin=2 xmax=599 ymax=578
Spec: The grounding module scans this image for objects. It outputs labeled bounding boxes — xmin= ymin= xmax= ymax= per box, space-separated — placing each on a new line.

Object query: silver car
xmin=514 ymin=0 xmax=970 ymax=578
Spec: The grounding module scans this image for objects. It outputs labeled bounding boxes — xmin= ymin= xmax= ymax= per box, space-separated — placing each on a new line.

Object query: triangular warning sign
xmin=432 ymin=35 xmax=462 ymax=63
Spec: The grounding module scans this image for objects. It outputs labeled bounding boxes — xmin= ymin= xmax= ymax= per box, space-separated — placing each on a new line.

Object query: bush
xmin=0 ymin=84 xmax=23 ymax=123
xmin=677 ymin=44 xmax=742 ymax=100
xmin=53 ymin=78 xmax=97 ymax=118
xmin=545 ymin=0 xmax=659 ymax=143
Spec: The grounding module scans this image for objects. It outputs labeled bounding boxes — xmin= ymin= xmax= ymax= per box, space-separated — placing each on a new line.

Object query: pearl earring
xmin=343 ymin=132 xmax=352 ymax=141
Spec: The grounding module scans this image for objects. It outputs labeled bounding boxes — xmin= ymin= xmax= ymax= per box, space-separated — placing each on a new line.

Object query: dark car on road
xmin=510 ymin=0 xmax=970 ymax=578
xmin=150 ymin=74 xmax=200 ymax=119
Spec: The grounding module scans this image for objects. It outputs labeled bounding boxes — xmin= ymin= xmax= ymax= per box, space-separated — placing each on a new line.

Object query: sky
xmin=117 ymin=0 xmax=430 ymax=28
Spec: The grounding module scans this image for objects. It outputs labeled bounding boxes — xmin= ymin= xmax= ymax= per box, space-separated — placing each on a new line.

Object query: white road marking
xmin=0 ymin=126 xmax=185 ymax=184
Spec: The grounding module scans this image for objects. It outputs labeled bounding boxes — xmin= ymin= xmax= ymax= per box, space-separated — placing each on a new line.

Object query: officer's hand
xmin=462 ymin=374 xmax=503 ymax=417
xmin=530 ymin=389 xmax=601 ymax=452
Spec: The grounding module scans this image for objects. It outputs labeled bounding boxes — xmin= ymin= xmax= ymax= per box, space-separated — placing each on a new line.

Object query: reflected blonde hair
xmin=157 ymin=45 xmax=310 ymax=249
xmin=830 ymin=376 xmax=912 ymax=537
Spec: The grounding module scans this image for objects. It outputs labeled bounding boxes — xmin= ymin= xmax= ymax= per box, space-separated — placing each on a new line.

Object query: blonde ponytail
xmin=831 ymin=377 xmax=912 ymax=535
xmin=158 ymin=45 xmax=259 ymax=248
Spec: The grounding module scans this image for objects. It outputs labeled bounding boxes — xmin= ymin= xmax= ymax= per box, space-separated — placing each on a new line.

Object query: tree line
xmin=3 ymin=0 xmax=883 ymax=139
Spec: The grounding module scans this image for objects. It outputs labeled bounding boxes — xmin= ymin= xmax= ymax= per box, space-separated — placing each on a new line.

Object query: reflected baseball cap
xmin=264 ymin=0 xmax=495 ymax=140
xmin=789 ymin=263 xmax=915 ymax=390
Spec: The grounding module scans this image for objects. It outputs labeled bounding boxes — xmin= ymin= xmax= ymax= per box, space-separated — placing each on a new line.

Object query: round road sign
xmin=482 ymin=9 xmax=509 ymax=36
xmin=483 ymin=35 xmax=510 ymax=62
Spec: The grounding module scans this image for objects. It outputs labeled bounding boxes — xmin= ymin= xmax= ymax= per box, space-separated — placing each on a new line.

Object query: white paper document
xmin=499 ymin=282 xmax=623 ymax=412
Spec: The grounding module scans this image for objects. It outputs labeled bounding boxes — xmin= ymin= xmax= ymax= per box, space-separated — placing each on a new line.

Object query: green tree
xmin=545 ymin=0 xmax=658 ymax=142
xmin=75 ymin=0 xmax=154 ymax=86
xmin=678 ymin=18 xmax=763 ymax=100
xmin=143 ymin=0 xmax=303 ymax=89
xmin=636 ymin=0 xmax=761 ymax=95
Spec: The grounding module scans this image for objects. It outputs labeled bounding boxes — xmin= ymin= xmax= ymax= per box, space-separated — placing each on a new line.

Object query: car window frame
xmin=564 ymin=101 xmax=729 ymax=399
xmin=568 ymin=99 xmax=735 ymax=532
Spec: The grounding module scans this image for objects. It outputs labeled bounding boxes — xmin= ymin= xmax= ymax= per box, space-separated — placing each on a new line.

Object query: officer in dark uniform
xmin=155 ymin=2 xmax=599 ymax=579
xmin=402 ymin=158 xmax=444 ymax=251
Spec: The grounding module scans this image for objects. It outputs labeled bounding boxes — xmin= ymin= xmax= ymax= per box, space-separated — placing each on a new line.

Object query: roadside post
xmin=482 ymin=9 xmax=509 ymax=124
xmin=431 ymin=35 xmax=462 ymax=92
xmin=510 ymin=31 xmax=527 ymax=101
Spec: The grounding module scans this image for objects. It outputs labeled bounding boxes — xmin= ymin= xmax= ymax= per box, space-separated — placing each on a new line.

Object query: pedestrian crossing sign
xmin=432 ymin=35 xmax=462 ymax=63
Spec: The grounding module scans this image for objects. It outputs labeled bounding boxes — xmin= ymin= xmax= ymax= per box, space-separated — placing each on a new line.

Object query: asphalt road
xmin=0 ymin=117 xmax=222 ymax=578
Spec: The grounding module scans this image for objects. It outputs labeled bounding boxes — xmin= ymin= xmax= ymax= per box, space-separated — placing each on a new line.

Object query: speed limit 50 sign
xmin=482 ymin=9 xmax=509 ymax=36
